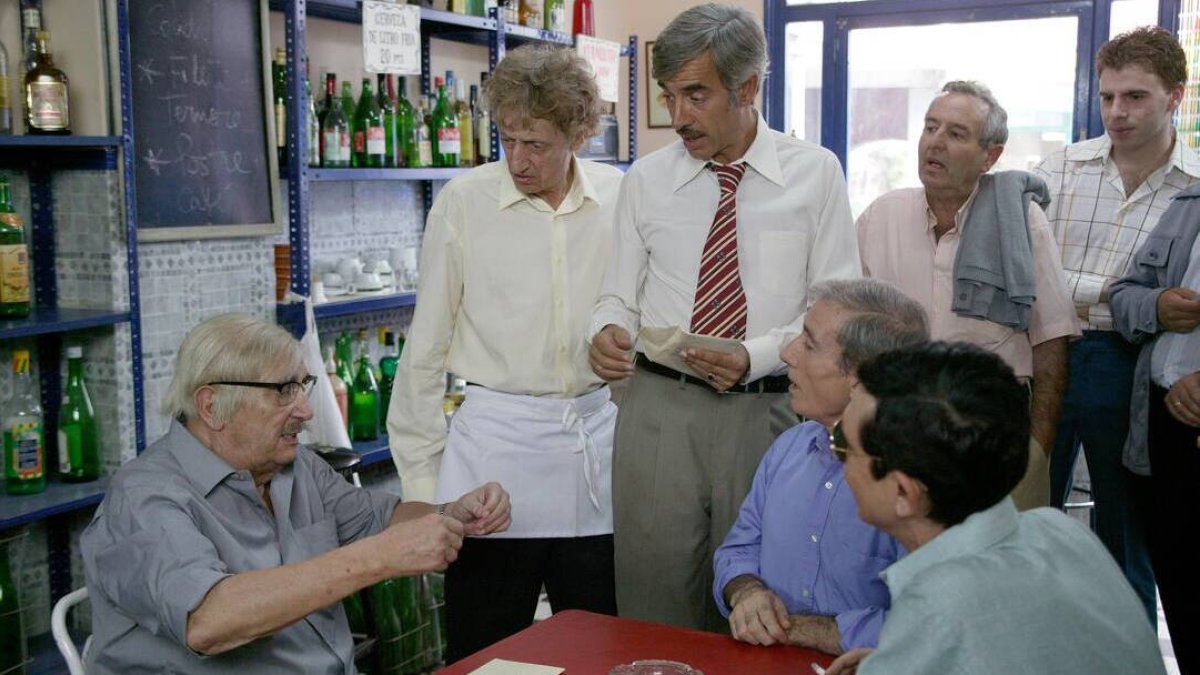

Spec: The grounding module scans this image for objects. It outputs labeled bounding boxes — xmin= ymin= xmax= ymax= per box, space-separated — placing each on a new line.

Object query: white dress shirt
xmin=589 ymin=116 xmax=860 ymax=382
xmin=1033 ymin=134 xmax=1200 ymax=331
xmin=1150 ymin=231 xmax=1200 ymax=388
xmin=388 ymin=158 xmax=624 ymax=503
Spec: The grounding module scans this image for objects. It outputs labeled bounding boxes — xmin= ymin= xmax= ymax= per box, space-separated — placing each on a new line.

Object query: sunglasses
xmin=830 ymin=420 xmax=848 ymax=462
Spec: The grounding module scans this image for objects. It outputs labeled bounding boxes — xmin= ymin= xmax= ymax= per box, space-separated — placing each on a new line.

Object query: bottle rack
xmin=272 ymin=0 xmax=637 ymax=347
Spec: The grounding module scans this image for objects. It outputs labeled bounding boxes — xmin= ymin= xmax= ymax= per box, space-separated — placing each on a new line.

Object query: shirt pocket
xmin=293 ymin=515 xmax=340 ymax=562
xmin=1134 ymin=235 xmax=1173 ymax=286
xmin=758 ymin=230 xmax=808 ymax=297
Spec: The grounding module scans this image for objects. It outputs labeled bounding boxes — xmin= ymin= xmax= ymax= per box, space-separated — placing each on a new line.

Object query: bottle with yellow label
xmin=4 ymin=349 xmax=46 ymax=495
xmin=0 ymin=175 xmax=31 ymax=318
xmin=24 ymin=31 xmax=70 ymax=135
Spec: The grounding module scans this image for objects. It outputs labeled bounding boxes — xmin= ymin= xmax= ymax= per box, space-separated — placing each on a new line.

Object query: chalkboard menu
xmin=129 ymin=0 xmax=278 ymax=241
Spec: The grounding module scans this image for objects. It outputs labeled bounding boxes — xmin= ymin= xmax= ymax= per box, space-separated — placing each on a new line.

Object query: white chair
xmin=51 ymin=587 xmax=91 ymax=675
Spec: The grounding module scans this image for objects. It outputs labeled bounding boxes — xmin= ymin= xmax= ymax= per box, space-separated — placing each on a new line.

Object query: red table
xmin=438 ymin=610 xmax=835 ymax=674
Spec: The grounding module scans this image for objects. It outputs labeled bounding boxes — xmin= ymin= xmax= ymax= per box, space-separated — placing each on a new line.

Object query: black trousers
xmin=1148 ymin=384 xmax=1199 ymax=674
xmin=444 ymin=534 xmax=617 ymax=663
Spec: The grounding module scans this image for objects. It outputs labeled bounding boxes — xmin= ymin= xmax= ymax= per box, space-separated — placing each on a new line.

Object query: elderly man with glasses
xmin=713 ymin=279 xmax=926 ymax=655
xmin=81 ymin=313 xmax=510 ymax=674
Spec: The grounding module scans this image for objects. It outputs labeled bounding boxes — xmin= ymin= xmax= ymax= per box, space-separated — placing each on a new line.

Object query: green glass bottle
xmin=397 ymin=575 xmax=426 ymax=674
xmin=454 ymin=77 xmax=474 ymax=168
xmin=412 ymin=96 xmax=433 ymax=169
xmin=340 ymin=80 xmax=355 ymax=122
xmin=4 ymin=349 xmax=45 ymax=495
xmin=349 ymin=331 xmax=380 ymax=441
xmin=353 ymin=77 xmax=385 ymax=168
xmin=0 ymin=175 xmax=32 ymax=317
xmin=1 ymin=534 xmax=27 ymax=675
xmin=430 ymin=77 xmax=460 ymax=168
xmin=378 ymin=74 xmax=398 ymax=168
xmin=396 ymin=76 xmax=416 ymax=168
xmin=306 ymin=65 xmax=320 ymax=167
xmin=58 ymin=345 xmax=99 ymax=483
xmin=320 ymin=74 xmax=350 ymax=168
xmin=335 ymin=332 xmax=356 ymax=400
xmin=378 ymin=330 xmax=401 ymax=426
xmin=369 ymin=578 xmax=404 ymax=673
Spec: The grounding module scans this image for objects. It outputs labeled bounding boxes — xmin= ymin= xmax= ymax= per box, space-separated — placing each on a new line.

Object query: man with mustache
xmin=81 ymin=313 xmax=510 ymax=674
xmin=1032 ymin=26 xmax=1200 ymax=624
xmin=588 ymin=3 xmax=859 ymax=631
xmin=855 ymin=81 xmax=1078 ymax=511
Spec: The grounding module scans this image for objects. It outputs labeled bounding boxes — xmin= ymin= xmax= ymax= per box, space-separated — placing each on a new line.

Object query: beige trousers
xmin=1009 ymin=438 xmax=1050 ymax=511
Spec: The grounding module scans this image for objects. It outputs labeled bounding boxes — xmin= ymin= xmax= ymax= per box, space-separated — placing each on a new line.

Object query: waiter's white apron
xmin=434 ymin=385 xmax=615 ymax=538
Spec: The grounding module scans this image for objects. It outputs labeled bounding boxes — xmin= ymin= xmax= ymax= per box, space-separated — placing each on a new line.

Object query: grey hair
xmin=939 ymin=80 xmax=1009 ymax=148
xmin=484 ymin=44 xmax=602 ymax=142
xmin=162 ymin=313 xmax=303 ymax=426
xmin=652 ymin=3 xmax=767 ymax=102
xmin=808 ymin=279 xmax=930 ymax=374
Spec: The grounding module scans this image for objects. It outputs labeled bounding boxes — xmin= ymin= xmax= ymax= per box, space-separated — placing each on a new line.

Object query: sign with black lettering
xmin=129 ymin=0 xmax=279 ymax=241
xmin=363 ymin=2 xmax=421 ymax=75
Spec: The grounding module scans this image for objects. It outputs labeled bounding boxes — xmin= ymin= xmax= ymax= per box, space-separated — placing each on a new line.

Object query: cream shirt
xmin=589 ymin=116 xmax=860 ymax=383
xmin=856 ymin=187 xmax=1079 ymax=378
xmin=387 ymin=158 xmax=624 ymax=503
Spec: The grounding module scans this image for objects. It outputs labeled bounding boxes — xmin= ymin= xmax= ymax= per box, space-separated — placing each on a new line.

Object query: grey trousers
xmin=612 ymin=367 xmax=796 ymax=632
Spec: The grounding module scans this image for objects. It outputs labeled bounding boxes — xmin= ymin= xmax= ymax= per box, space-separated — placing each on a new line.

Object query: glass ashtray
xmin=609 ymin=660 xmax=704 ymax=675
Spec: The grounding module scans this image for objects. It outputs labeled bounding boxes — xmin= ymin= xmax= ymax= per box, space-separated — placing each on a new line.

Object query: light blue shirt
xmin=1150 ymin=229 xmax=1200 ymax=388
xmin=861 ymin=498 xmax=1165 ymax=675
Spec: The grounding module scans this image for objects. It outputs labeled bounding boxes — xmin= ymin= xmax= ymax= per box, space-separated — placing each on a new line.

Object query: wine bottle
xmin=335 ymin=332 xmax=356 ymax=400
xmin=430 ymin=77 xmax=460 ymax=168
xmin=379 ymin=74 xmax=398 ymax=168
xmin=455 ymin=77 xmax=474 ymax=167
xmin=0 ymin=35 xmax=12 ymax=134
xmin=59 ymin=345 xmax=100 ymax=482
xmin=4 ymin=349 xmax=46 ymax=495
xmin=394 ymin=76 xmax=414 ymax=168
xmin=0 ymin=175 xmax=31 ymax=318
xmin=378 ymin=330 xmax=401 ymax=426
xmin=349 ymin=331 xmax=380 ymax=441
xmin=23 ymin=31 xmax=69 ymax=135
xmin=306 ymin=64 xmax=320 ymax=167
xmin=353 ymin=77 xmax=385 ymax=168
xmin=472 ymin=80 xmax=491 ymax=163
xmin=324 ymin=345 xmax=349 ymax=429
xmin=544 ymin=0 xmax=566 ymax=32
xmin=321 ymin=75 xmax=350 ymax=168
xmin=412 ymin=96 xmax=432 ymax=168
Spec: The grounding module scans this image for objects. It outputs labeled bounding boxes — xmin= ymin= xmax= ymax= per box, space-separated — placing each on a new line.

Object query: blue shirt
xmin=81 ymin=421 xmax=401 ymax=674
xmin=861 ymin=498 xmax=1165 ymax=675
xmin=712 ymin=422 xmax=903 ymax=651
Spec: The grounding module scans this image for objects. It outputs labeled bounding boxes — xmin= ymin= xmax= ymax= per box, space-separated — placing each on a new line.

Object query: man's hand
xmin=826 ymin=648 xmax=873 ymax=675
xmin=1165 ymin=372 xmax=1200 ymax=428
xmin=589 ymin=324 xmax=635 ymax=381
xmin=1157 ymin=287 xmax=1200 ymax=333
xmin=378 ymin=513 xmax=465 ymax=576
xmin=681 ymin=345 xmax=750 ymax=392
xmin=446 ymin=481 xmax=512 ymax=535
xmin=728 ymin=583 xmax=791 ymax=646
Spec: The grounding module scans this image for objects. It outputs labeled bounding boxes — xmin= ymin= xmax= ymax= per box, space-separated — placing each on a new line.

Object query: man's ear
xmin=194 ymin=386 xmax=223 ymax=431
xmin=736 ymin=73 xmax=759 ymax=107
xmin=892 ymin=470 xmax=930 ymax=520
xmin=982 ymin=143 xmax=1005 ymax=173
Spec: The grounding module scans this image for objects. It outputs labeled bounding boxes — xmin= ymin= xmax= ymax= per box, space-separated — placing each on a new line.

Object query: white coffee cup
xmin=336 ymin=257 xmax=364 ymax=281
xmin=322 ymin=271 xmax=345 ymax=289
xmin=356 ymin=271 xmax=384 ymax=291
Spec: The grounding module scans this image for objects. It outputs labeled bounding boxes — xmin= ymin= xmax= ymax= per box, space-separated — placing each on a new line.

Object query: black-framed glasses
xmin=830 ymin=420 xmax=849 ymax=462
xmin=208 ymin=374 xmax=318 ymax=405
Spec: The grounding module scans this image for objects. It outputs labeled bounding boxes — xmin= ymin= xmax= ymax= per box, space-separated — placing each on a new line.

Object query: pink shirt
xmin=856 ymin=187 xmax=1079 ymax=378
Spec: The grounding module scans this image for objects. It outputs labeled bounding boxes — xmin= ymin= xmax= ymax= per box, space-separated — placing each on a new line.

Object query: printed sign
xmin=363 ymin=1 xmax=421 ymax=75
xmin=575 ymin=35 xmax=622 ymax=103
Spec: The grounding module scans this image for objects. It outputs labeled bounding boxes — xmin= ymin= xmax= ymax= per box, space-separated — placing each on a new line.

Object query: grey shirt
xmin=861 ymin=498 xmax=1165 ymax=675
xmin=81 ymin=421 xmax=401 ymax=674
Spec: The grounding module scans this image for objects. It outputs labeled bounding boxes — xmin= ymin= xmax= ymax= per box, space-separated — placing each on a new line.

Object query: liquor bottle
xmin=335 ymin=332 xmax=356 ymax=399
xmin=20 ymin=6 xmax=42 ymax=74
xmin=519 ymin=0 xmax=542 ymax=29
xmin=321 ymin=75 xmax=350 ymax=168
xmin=573 ymin=0 xmax=594 ymax=36
xmin=0 ymin=175 xmax=30 ymax=318
xmin=467 ymin=0 xmax=487 ymax=17
xmin=4 ymin=349 xmax=46 ymax=495
xmin=0 ymin=36 xmax=12 ymax=134
xmin=1 ymin=532 xmax=27 ymax=675
xmin=378 ymin=330 xmax=401 ymax=426
xmin=348 ymin=331 xmax=380 ymax=441
xmin=394 ymin=76 xmax=414 ymax=168
xmin=430 ymin=77 xmax=460 ymax=168
xmin=378 ymin=74 xmax=398 ymax=168
xmin=353 ymin=77 xmax=385 ymax=168
xmin=324 ymin=345 xmax=349 ymax=429
xmin=306 ymin=65 xmax=320 ymax=167
xmin=454 ymin=77 xmax=474 ymax=167
xmin=544 ymin=0 xmax=566 ymax=33
xmin=340 ymin=79 xmax=356 ymax=126
xmin=58 ymin=346 xmax=100 ymax=482
xmin=472 ymin=80 xmax=491 ymax=163
xmin=412 ymin=95 xmax=432 ymax=168
xmin=272 ymin=48 xmax=287 ymax=167
xmin=450 ymin=0 xmax=467 ymax=13
xmin=23 ymin=32 xmax=69 ymax=135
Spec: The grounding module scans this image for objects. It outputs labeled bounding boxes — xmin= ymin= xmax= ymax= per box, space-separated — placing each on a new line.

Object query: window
xmin=784 ymin=22 xmax=823 ymax=143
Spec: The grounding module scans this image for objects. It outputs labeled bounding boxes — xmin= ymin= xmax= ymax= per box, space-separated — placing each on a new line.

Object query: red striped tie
xmin=690 ymin=162 xmax=748 ymax=339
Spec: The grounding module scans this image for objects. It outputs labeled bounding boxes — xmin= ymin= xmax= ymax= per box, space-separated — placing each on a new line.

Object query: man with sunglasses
xmin=713 ymin=279 xmax=926 ymax=655
xmin=81 ymin=313 xmax=511 ymax=674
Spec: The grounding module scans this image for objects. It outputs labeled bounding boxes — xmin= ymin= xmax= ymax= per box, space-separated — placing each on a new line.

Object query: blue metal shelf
xmin=351 ymin=437 xmax=393 ymax=468
xmin=312 ymin=291 xmax=418 ymax=318
xmin=308 ymin=167 xmax=470 ymax=182
xmin=0 ymin=308 xmax=132 ymax=340
xmin=0 ymin=477 xmax=109 ymax=531
xmin=0 ymin=135 xmax=121 ymax=149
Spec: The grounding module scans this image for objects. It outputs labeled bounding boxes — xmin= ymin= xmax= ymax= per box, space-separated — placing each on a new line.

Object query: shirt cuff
xmin=835 ymin=606 xmax=886 ymax=652
xmin=169 ymin=568 xmax=232 ymax=653
xmin=742 ymin=335 xmax=785 ymax=384
xmin=712 ymin=563 xmax=759 ymax=619
xmin=401 ymin=475 xmax=438 ymax=504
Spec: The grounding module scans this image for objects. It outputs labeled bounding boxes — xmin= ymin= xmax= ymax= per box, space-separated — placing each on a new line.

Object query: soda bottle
xmin=4 ymin=349 xmax=45 ymax=495
xmin=58 ymin=345 xmax=100 ymax=482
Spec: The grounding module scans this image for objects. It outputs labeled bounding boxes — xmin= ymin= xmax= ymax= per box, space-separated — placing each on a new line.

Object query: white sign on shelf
xmin=575 ymin=35 xmax=622 ymax=103
xmin=362 ymin=1 xmax=421 ymax=75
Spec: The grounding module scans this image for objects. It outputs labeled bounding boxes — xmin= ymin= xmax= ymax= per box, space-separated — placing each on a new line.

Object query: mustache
xmin=677 ymin=126 xmax=701 ymax=140
xmin=282 ymin=421 xmax=308 ymax=435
